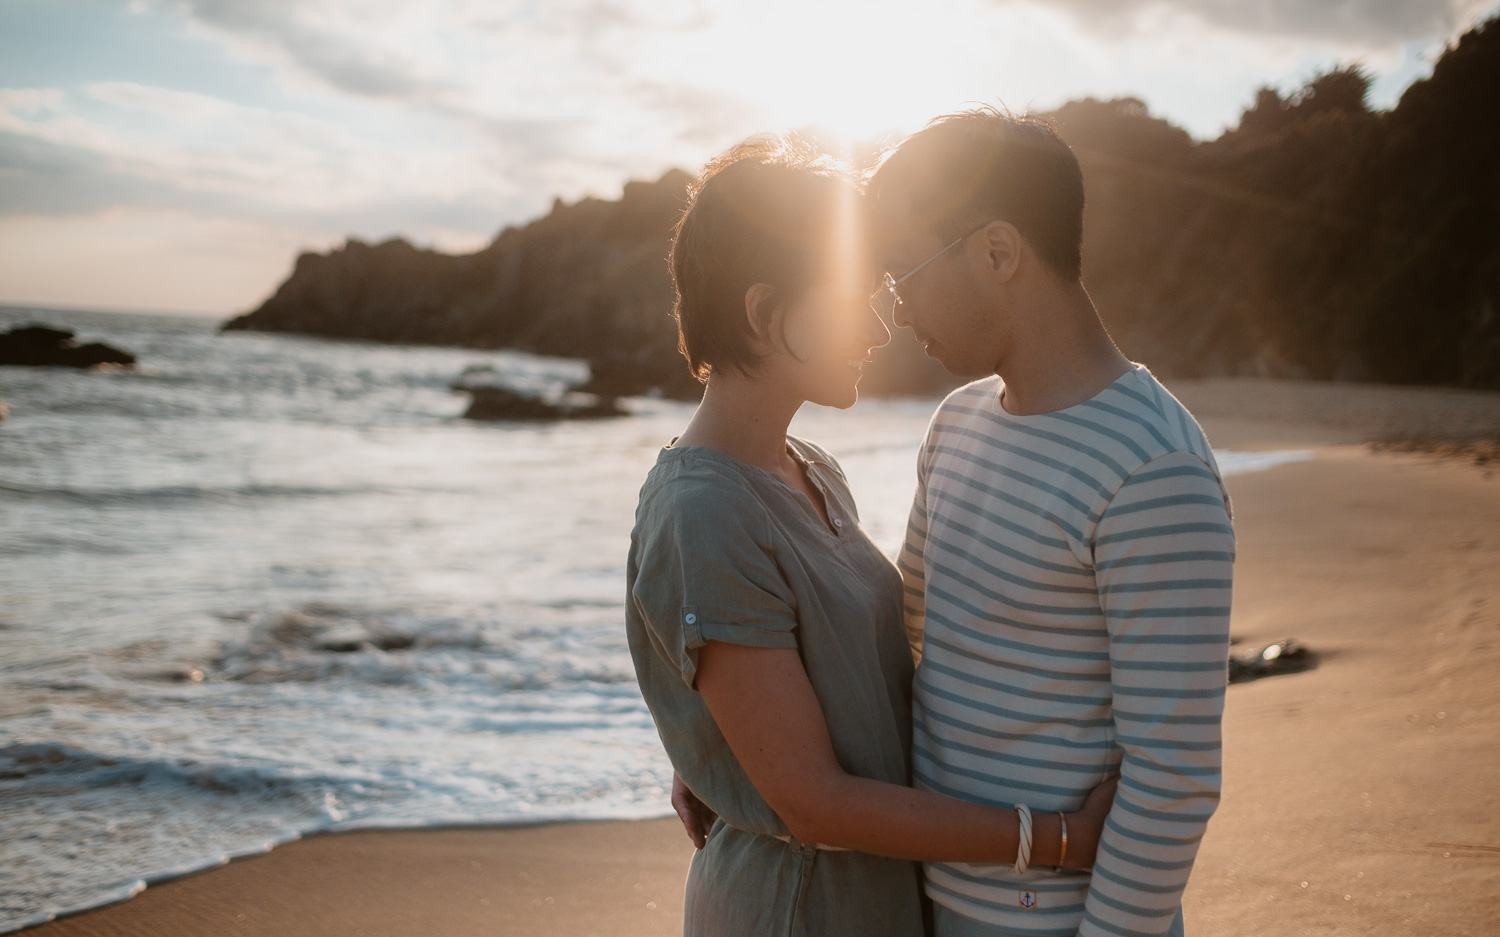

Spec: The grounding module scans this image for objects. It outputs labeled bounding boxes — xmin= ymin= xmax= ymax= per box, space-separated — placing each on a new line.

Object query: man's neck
xmin=995 ymin=281 xmax=1133 ymax=417
xmin=671 ymin=372 xmax=803 ymax=473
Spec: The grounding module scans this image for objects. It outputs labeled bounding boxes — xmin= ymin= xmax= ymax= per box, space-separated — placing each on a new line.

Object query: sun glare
xmin=833 ymin=164 xmax=867 ymax=304
xmin=644 ymin=0 xmax=1024 ymax=149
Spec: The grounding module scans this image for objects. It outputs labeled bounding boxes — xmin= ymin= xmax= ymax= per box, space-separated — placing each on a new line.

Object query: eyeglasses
xmin=869 ymin=220 xmax=992 ymax=319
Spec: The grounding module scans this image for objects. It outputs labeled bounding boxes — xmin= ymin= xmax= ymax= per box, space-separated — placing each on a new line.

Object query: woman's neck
xmin=672 ymin=371 xmax=803 ymax=473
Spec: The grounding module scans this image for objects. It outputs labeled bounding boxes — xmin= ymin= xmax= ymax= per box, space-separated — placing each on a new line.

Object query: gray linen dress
xmin=626 ymin=436 xmax=926 ymax=937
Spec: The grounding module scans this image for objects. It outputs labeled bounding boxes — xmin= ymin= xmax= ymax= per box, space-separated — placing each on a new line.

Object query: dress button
xmin=833 ymin=518 xmax=843 ymax=528
xmin=684 ymin=613 xmax=697 ymax=625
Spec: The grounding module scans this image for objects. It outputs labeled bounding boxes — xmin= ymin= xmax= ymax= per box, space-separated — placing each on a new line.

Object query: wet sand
xmin=23 ymin=379 xmax=1500 ymax=936
xmin=21 ymin=820 xmax=697 ymax=937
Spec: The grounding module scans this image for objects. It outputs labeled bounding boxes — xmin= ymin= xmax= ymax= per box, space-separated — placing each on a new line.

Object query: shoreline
xmin=19 ymin=820 xmax=696 ymax=937
xmin=15 ymin=379 xmax=1500 ymax=936
xmin=5 ymin=812 xmax=683 ymax=936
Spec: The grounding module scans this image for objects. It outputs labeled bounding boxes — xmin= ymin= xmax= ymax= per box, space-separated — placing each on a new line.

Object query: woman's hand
xmin=1061 ymin=774 xmax=1119 ymax=870
xmin=671 ymin=772 xmax=718 ymax=849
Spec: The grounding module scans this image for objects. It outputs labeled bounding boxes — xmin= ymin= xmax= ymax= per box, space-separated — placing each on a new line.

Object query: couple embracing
xmin=625 ymin=108 xmax=1235 ymax=937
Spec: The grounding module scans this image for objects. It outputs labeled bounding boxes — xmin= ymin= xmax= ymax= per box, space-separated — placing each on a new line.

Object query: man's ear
xmin=743 ymin=283 xmax=779 ymax=342
xmin=981 ymin=221 xmax=1022 ymax=284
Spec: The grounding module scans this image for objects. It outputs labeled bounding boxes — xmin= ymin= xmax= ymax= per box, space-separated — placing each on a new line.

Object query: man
xmin=867 ymin=109 xmax=1235 ymax=937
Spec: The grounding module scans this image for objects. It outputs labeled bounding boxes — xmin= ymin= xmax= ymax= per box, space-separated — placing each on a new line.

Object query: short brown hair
xmin=867 ymin=107 xmax=1085 ymax=279
xmin=669 ymin=136 xmax=853 ymax=382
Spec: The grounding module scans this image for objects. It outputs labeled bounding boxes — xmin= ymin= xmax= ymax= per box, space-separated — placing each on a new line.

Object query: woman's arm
xmin=696 ymin=640 xmax=1114 ymax=867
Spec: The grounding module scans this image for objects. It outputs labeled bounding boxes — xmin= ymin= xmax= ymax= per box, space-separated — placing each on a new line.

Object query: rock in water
xmin=461 ymin=386 xmax=624 ymax=421
xmin=0 ymin=324 xmax=136 ymax=369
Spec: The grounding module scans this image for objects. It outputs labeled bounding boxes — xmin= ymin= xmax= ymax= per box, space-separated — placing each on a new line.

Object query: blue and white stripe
xmin=900 ymin=365 xmax=1234 ymax=937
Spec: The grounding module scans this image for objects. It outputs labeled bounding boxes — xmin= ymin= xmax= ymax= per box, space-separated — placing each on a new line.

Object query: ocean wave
xmin=0 ymin=741 xmax=363 ymax=935
xmin=0 ymin=731 xmax=672 ymax=935
xmin=2 ymin=315 xmax=682 ymax=934
xmin=0 ymin=480 xmax=386 ymax=507
xmin=208 ymin=605 xmax=639 ymax=692
xmin=0 ymin=741 xmax=374 ymax=802
xmin=0 ymin=531 xmax=139 ymax=556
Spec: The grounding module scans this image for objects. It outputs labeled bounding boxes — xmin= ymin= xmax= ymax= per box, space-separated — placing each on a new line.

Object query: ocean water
xmin=0 ymin=308 xmax=1312 ymax=932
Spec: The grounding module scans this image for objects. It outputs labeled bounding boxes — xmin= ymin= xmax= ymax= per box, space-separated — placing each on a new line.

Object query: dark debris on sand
xmin=1370 ymin=438 xmax=1499 ymax=471
xmin=1229 ymin=639 xmax=1316 ymax=684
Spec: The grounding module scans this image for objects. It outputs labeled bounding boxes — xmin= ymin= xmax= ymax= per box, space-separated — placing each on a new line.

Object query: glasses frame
xmin=870 ymin=220 xmax=994 ymax=318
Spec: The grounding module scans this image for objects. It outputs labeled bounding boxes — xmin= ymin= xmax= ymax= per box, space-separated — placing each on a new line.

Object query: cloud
xmin=0 ymin=82 xmax=535 ymax=241
xmin=162 ymin=0 xmax=719 ymax=117
xmin=5 ymin=0 xmax=1493 ymax=315
xmin=167 ymin=0 xmax=438 ymax=99
xmin=147 ymin=0 xmax=743 ymax=185
xmin=1026 ymin=0 xmax=1495 ymax=45
xmin=2 ymin=82 xmax=377 ymax=211
xmin=0 ymin=130 xmax=186 ymax=215
xmin=627 ymin=80 xmax=768 ymax=147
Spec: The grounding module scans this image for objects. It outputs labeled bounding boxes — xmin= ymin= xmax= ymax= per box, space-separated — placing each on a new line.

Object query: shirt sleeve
xmin=896 ymin=427 xmax=934 ymax=663
xmin=1079 ymin=450 xmax=1236 ymax=937
xmin=629 ymin=476 xmax=799 ymax=689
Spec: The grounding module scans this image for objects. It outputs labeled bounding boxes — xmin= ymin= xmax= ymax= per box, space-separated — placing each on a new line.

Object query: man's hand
xmin=671 ymin=772 xmax=718 ymax=849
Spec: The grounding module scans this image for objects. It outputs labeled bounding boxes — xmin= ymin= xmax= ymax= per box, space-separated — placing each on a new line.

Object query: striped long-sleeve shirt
xmin=899 ymin=365 xmax=1235 ymax=937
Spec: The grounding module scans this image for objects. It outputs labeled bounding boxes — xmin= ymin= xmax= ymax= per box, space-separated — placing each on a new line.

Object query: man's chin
xmin=928 ymin=345 xmax=991 ymax=380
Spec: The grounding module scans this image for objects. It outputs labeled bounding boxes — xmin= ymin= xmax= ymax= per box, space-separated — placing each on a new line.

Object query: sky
xmin=1 ymin=0 xmax=1496 ymax=317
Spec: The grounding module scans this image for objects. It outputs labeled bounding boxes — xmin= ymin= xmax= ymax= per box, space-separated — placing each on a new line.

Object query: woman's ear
xmin=982 ymin=221 xmax=1023 ymax=284
xmin=743 ymin=283 xmax=779 ymax=342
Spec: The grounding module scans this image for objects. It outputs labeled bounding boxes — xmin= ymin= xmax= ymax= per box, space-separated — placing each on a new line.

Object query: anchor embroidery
xmin=1018 ymin=889 xmax=1038 ymax=911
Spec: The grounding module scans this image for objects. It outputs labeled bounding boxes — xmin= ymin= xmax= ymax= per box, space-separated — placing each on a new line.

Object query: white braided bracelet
xmin=1014 ymin=803 xmax=1033 ymax=876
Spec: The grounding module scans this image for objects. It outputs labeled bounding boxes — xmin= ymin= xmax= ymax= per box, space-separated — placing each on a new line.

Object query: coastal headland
xmin=22 ymin=377 xmax=1500 ymax=937
xmin=222 ymin=20 xmax=1500 ymax=402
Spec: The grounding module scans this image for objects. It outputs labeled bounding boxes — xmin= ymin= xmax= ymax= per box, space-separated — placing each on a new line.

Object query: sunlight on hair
xmin=832 ymin=166 xmax=867 ymax=328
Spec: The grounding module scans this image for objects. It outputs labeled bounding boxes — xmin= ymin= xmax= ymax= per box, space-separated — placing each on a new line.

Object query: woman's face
xmin=769 ymin=274 xmax=892 ymax=409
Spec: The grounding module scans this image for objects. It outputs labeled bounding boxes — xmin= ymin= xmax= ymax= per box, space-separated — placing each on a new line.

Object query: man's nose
xmin=891 ymin=300 xmax=912 ymax=332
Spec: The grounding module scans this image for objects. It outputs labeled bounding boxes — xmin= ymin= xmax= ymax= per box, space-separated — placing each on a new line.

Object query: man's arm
xmin=1080 ymin=451 xmax=1235 ymax=937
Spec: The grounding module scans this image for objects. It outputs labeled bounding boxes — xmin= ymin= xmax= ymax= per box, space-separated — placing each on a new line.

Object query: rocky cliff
xmin=227 ymin=17 xmax=1500 ymax=395
xmin=226 ymin=171 xmax=708 ymax=398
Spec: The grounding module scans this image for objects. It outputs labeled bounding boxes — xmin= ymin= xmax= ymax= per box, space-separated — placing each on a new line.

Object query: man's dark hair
xmin=867 ymin=106 xmax=1085 ymax=279
xmin=669 ymin=136 xmax=852 ymax=382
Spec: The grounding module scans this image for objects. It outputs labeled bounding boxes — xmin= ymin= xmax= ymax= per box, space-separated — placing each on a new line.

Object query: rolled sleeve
xmin=631 ymin=476 xmax=799 ymax=688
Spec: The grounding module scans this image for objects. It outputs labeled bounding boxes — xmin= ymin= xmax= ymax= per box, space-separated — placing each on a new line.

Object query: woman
xmin=625 ymin=137 xmax=1116 ymax=936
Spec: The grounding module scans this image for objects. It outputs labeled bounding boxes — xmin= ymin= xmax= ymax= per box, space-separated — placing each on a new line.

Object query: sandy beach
xmin=22 ymin=378 xmax=1500 ymax=937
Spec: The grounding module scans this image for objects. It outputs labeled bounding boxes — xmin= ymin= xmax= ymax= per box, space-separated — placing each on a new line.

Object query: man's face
xmin=877 ymin=217 xmax=1008 ymax=378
